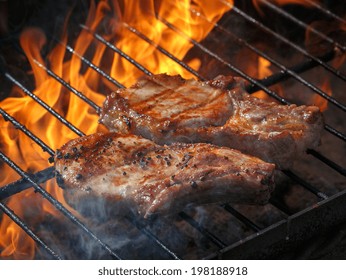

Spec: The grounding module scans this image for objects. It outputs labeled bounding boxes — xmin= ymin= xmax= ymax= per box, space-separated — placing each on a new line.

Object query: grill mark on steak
xmin=99 ymin=74 xmax=324 ymax=169
xmin=55 ymin=132 xmax=275 ymax=218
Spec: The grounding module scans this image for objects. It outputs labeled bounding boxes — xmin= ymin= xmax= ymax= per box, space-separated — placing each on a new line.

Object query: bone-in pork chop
xmin=55 ymin=132 xmax=275 ymax=218
xmin=99 ymin=74 xmax=323 ymax=169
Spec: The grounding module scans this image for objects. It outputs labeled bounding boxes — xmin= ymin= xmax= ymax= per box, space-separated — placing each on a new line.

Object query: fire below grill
xmin=0 ymin=0 xmax=345 ymax=260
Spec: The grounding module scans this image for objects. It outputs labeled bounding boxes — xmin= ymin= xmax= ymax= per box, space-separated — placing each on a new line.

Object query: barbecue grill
xmin=0 ymin=0 xmax=345 ymax=260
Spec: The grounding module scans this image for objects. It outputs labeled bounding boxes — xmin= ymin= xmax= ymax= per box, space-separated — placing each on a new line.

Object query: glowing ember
xmin=0 ymin=0 xmax=233 ymax=259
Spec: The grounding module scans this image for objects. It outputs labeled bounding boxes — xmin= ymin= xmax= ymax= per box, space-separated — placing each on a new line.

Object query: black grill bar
xmin=178 ymin=212 xmax=228 ymax=249
xmin=80 ymin=25 xmax=154 ymax=77
xmin=32 ymin=59 xmax=101 ymax=114
xmin=0 ymin=167 xmax=55 ymax=201
xmin=122 ymin=23 xmax=206 ymax=81
xmin=0 ymin=202 xmax=62 ymax=260
xmin=259 ymin=0 xmax=346 ymax=51
xmin=138 ymin=227 xmax=181 ymax=259
xmin=324 ymin=124 xmax=346 ymax=142
xmin=0 ymin=151 xmax=122 ymax=260
xmin=307 ymin=149 xmax=346 ymax=177
xmin=0 ymin=108 xmax=55 ymax=156
xmin=222 ymin=204 xmax=262 ymax=232
xmin=4 ymin=72 xmax=85 ymax=138
xmin=128 ymin=216 xmax=181 ymax=260
xmin=225 ymin=1 xmax=346 ymax=82
xmin=245 ymin=50 xmax=335 ymax=92
xmin=51 ymin=38 xmax=125 ymax=89
xmin=192 ymin=10 xmax=346 ymax=112
xmin=301 ymin=0 xmax=346 ymax=25
xmin=283 ymin=170 xmax=329 ymax=200
xmin=269 ymin=198 xmax=294 ymax=216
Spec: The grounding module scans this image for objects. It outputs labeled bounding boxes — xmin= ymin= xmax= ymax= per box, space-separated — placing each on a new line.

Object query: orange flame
xmin=0 ymin=0 xmax=233 ymax=259
xmin=252 ymin=56 xmax=274 ymax=99
xmin=312 ymin=80 xmax=330 ymax=111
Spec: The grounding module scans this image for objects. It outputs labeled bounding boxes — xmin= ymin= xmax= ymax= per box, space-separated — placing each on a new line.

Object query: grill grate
xmin=0 ymin=0 xmax=345 ymax=259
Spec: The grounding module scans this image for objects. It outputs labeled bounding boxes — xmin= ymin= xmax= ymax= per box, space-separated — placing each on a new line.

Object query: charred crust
xmin=163 ymin=156 xmax=171 ymax=166
xmin=190 ymin=181 xmax=198 ymax=188
xmin=63 ymin=153 xmax=71 ymax=159
xmin=122 ymin=115 xmax=131 ymax=128
xmin=136 ymin=151 xmax=144 ymax=157
xmin=139 ymin=157 xmax=149 ymax=168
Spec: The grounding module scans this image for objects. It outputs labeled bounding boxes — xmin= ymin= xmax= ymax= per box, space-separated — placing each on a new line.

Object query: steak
xmin=55 ymin=132 xmax=275 ymax=218
xmin=99 ymin=74 xmax=324 ymax=169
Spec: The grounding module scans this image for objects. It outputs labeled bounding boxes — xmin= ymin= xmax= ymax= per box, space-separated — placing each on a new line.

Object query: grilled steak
xmin=55 ymin=132 xmax=275 ymax=218
xmin=99 ymin=74 xmax=323 ymax=169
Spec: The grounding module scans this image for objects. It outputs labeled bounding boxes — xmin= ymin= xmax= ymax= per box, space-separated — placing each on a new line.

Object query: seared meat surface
xmin=99 ymin=74 xmax=323 ymax=169
xmin=55 ymin=132 xmax=275 ymax=218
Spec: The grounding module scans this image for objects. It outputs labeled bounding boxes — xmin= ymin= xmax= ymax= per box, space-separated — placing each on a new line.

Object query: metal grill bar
xmin=0 ymin=202 xmax=62 ymax=260
xmin=324 ymin=124 xmax=346 ymax=142
xmin=178 ymin=212 xmax=228 ymax=249
xmin=138 ymin=227 xmax=181 ymax=259
xmin=32 ymin=59 xmax=101 ymax=114
xmin=122 ymin=23 xmax=206 ymax=81
xmin=0 ymin=108 xmax=55 ymax=156
xmin=52 ymin=38 xmax=125 ymax=89
xmin=245 ymin=49 xmax=335 ymax=92
xmin=259 ymin=0 xmax=346 ymax=51
xmin=128 ymin=216 xmax=181 ymax=260
xmin=269 ymin=198 xmax=293 ymax=216
xmin=223 ymin=204 xmax=262 ymax=232
xmin=80 ymin=25 xmax=153 ymax=77
xmin=301 ymin=0 xmax=346 ymax=25
xmin=4 ymin=72 xmax=84 ymax=137
xmin=307 ymin=149 xmax=346 ymax=177
xmin=224 ymin=1 xmax=346 ymax=82
xmin=0 ymin=167 xmax=55 ymax=201
xmin=0 ymin=151 xmax=122 ymax=260
xmin=283 ymin=170 xmax=329 ymax=200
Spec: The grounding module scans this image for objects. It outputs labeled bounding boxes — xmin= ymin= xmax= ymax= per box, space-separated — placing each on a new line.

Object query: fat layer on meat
xmin=99 ymin=74 xmax=324 ymax=169
xmin=55 ymin=132 xmax=275 ymax=218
